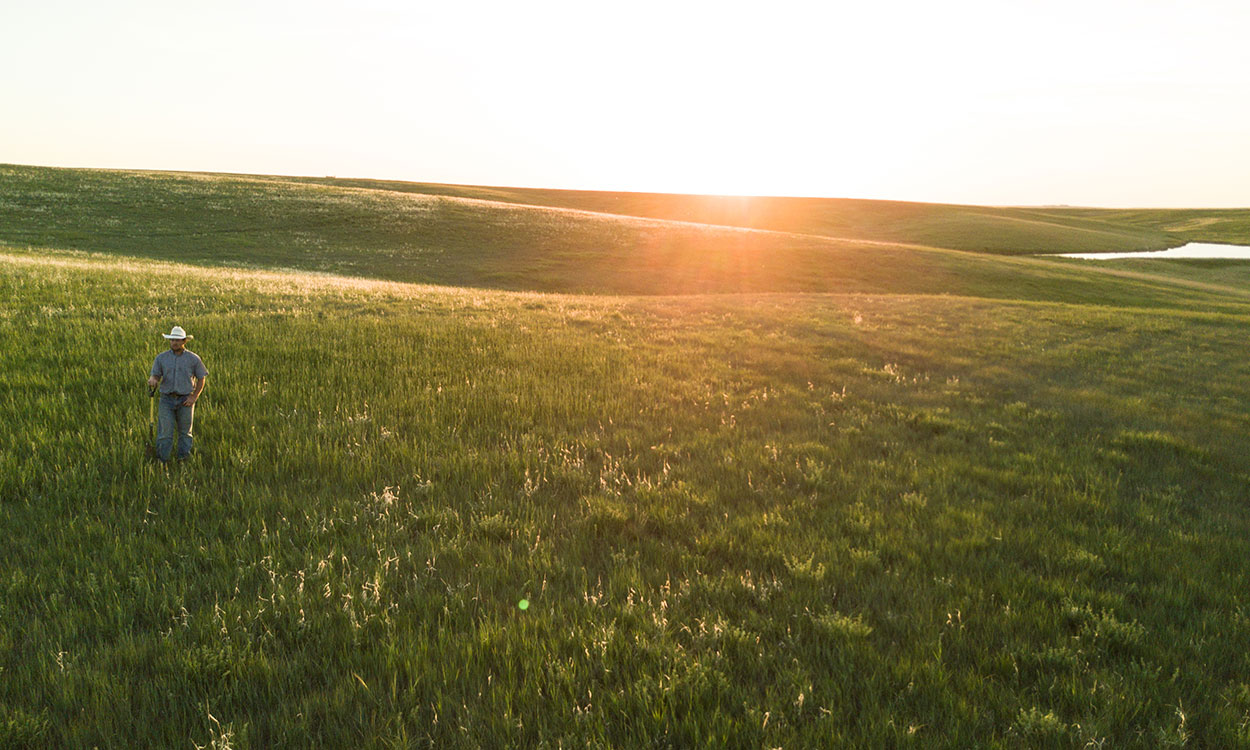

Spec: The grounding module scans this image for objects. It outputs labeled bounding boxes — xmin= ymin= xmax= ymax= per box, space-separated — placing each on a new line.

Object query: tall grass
xmin=3 ymin=249 xmax=1249 ymax=747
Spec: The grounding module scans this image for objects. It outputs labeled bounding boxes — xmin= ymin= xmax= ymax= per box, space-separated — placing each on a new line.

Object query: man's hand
xmin=185 ymin=377 xmax=206 ymax=408
xmin=148 ymin=375 xmax=160 ymax=388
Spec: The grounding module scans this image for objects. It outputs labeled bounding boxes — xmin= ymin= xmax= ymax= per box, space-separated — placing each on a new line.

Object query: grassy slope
xmin=3 ymin=249 xmax=1250 ymax=748
xmin=1032 ymin=207 xmax=1250 ymax=247
xmin=2 ymin=165 xmax=1248 ymax=311
xmin=1050 ymin=256 xmax=1250 ymax=294
xmin=284 ymin=175 xmax=1184 ymax=255
xmin=4 ymin=165 xmax=1250 ymax=746
xmin=1 ymin=165 xmax=1186 ymax=268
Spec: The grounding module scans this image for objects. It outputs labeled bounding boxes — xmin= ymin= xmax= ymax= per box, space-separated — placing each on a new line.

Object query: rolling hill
xmin=3 ymin=163 xmax=1250 ymax=747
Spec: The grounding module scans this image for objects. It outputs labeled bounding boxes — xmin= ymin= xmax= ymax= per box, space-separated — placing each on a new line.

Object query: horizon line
xmin=4 ymin=159 xmax=1248 ymax=212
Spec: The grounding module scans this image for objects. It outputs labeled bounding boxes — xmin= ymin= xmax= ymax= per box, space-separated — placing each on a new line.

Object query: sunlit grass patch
xmin=1 ymin=247 xmax=1250 ymax=746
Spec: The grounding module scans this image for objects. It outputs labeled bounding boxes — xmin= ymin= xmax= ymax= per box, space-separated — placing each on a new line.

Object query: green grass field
xmin=0 ymin=165 xmax=1220 ymax=271
xmin=2 ymin=165 xmax=1250 ymax=747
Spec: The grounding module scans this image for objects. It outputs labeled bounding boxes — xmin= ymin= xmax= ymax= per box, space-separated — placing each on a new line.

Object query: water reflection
xmin=1058 ymin=242 xmax=1250 ymax=260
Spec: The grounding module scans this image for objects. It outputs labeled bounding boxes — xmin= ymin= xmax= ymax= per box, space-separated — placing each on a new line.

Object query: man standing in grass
xmin=147 ymin=325 xmax=208 ymax=462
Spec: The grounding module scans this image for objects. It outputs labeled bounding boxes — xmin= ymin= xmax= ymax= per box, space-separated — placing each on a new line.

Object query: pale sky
xmin=3 ymin=0 xmax=1248 ymax=206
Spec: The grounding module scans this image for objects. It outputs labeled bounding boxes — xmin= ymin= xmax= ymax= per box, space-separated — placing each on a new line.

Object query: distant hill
xmin=2 ymin=164 xmax=1248 ymax=303
xmin=282 ymin=176 xmax=1187 ymax=256
xmin=1023 ymin=206 xmax=1250 ymax=247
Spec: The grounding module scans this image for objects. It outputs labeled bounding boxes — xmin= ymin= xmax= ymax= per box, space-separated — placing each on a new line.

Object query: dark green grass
xmin=2 ymin=165 xmax=1248 ymax=310
xmin=3 ymin=250 xmax=1250 ymax=747
xmin=0 ymin=165 xmax=1184 ymax=283
xmin=1052 ymin=256 xmax=1250 ymax=294
xmin=1034 ymin=207 xmax=1250 ymax=247
xmin=3 ymin=165 xmax=1250 ymax=746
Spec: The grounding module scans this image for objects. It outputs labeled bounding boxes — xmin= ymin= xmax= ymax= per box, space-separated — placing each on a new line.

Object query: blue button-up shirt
xmin=151 ymin=350 xmax=208 ymax=395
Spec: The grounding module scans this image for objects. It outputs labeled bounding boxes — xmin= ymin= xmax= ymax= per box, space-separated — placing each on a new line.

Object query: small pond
xmin=1058 ymin=242 xmax=1250 ymax=260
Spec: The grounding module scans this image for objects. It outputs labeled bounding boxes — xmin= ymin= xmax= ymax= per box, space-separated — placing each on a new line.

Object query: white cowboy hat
xmin=162 ymin=326 xmax=193 ymax=340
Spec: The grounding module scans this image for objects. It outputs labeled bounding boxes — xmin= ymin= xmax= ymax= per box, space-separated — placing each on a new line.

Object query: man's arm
xmin=185 ymin=357 xmax=208 ymax=406
xmin=185 ymin=376 xmax=206 ymax=406
xmin=148 ymin=357 xmax=162 ymax=388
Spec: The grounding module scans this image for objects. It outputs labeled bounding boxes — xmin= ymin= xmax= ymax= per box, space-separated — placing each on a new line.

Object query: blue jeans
xmin=156 ymin=394 xmax=195 ymax=461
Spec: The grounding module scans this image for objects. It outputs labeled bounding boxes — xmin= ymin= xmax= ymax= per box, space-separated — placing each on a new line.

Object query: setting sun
xmin=3 ymin=0 xmax=1248 ymax=205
